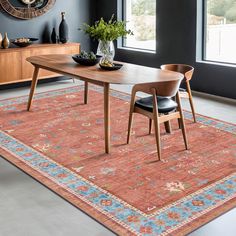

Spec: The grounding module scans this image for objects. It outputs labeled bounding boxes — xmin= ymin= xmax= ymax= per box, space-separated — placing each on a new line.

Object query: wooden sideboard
xmin=0 ymin=43 xmax=80 ymax=85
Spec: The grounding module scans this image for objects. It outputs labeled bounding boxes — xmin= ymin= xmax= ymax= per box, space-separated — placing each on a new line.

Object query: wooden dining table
xmin=26 ymin=54 xmax=184 ymax=154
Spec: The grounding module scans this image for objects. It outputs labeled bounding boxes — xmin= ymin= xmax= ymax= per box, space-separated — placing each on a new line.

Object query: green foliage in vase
xmin=81 ymin=15 xmax=133 ymax=41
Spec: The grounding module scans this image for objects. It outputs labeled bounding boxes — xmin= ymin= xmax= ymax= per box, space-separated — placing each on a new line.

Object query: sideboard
xmin=0 ymin=43 xmax=80 ymax=85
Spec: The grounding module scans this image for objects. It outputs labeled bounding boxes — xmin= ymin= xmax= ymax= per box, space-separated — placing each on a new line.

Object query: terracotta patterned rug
xmin=0 ymin=85 xmax=236 ymax=236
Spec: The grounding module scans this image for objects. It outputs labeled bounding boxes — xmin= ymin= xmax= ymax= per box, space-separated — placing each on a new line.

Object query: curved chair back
xmin=160 ymin=64 xmax=194 ymax=81
xmin=134 ymin=79 xmax=182 ymax=97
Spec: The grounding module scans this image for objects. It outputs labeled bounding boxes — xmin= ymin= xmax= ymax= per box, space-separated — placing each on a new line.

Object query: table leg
xmin=104 ymin=83 xmax=110 ymax=154
xmin=84 ymin=81 xmax=88 ymax=104
xmin=27 ymin=66 xmax=39 ymax=111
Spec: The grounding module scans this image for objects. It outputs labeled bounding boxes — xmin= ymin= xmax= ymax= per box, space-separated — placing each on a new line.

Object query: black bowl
xmin=11 ymin=38 xmax=38 ymax=47
xmin=28 ymin=38 xmax=38 ymax=42
xmin=99 ymin=63 xmax=123 ymax=71
xmin=12 ymin=41 xmax=33 ymax=47
xmin=72 ymin=55 xmax=102 ymax=66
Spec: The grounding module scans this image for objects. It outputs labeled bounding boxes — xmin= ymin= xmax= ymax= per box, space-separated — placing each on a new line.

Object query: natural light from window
xmin=123 ymin=0 xmax=156 ymax=51
xmin=205 ymin=0 xmax=236 ymax=64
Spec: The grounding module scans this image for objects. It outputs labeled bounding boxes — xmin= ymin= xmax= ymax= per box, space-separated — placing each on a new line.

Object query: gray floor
xmin=0 ymin=79 xmax=235 ymax=236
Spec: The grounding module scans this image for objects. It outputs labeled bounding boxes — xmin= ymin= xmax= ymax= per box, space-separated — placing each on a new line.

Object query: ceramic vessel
xmin=0 ymin=33 xmax=2 ymax=48
xmin=51 ymin=27 xmax=57 ymax=44
xmin=97 ymin=40 xmax=115 ymax=64
xmin=59 ymin=12 xmax=69 ymax=44
xmin=2 ymin=33 xmax=10 ymax=49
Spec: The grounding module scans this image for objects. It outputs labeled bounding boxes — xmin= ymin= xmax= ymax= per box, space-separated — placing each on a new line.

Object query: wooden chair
xmin=160 ymin=64 xmax=196 ymax=122
xmin=127 ymin=80 xmax=189 ymax=161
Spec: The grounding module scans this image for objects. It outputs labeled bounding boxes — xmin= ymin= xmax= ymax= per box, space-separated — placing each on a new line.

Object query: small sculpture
xmin=2 ymin=33 xmax=10 ymax=49
xmin=59 ymin=12 xmax=69 ymax=44
xmin=51 ymin=28 xmax=57 ymax=44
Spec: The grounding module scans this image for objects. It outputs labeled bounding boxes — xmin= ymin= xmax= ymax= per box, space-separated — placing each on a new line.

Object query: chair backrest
xmin=134 ymin=79 xmax=182 ymax=97
xmin=160 ymin=64 xmax=194 ymax=81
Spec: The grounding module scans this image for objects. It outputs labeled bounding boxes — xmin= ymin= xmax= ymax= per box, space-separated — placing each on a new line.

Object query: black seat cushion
xmin=135 ymin=96 xmax=177 ymax=113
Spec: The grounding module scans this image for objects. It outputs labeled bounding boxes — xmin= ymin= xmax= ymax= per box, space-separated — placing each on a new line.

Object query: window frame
xmin=202 ymin=0 xmax=207 ymax=61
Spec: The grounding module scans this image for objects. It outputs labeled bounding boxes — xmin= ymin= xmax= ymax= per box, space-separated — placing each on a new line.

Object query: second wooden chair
xmin=161 ymin=64 xmax=196 ymax=122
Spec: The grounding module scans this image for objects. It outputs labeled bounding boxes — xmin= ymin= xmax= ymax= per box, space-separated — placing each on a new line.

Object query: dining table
xmin=26 ymin=54 xmax=184 ymax=154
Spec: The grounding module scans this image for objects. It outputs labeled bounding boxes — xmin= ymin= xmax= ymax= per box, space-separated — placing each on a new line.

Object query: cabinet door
xmin=0 ymin=51 xmax=21 ymax=84
xmin=21 ymin=45 xmax=80 ymax=81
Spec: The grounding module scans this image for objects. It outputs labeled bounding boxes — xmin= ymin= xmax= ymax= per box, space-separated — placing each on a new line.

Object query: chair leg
xmin=189 ymin=96 xmax=196 ymax=123
xmin=164 ymin=120 xmax=172 ymax=133
xmin=186 ymin=81 xmax=197 ymax=123
xmin=153 ymin=113 xmax=161 ymax=160
xmin=127 ymin=112 xmax=134 ymax=144
xmin=149 ymin=119 xmax=152 ymax=134
xmin=176 ymin=92 xmax=189 ymax=150
xmin=180 ymin=116 xmax=188 ymax=150
xmin=152 ymin=90 xmax=161 ymax=160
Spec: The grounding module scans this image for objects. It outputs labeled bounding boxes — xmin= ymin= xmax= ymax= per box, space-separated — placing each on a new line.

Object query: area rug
xmin=0 ymin=85 xmax=235 ymax=236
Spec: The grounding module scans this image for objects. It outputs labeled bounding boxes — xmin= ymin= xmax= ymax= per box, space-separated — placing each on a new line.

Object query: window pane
xmin=124 ymin=0 xmax=156 ymax=51
xmin=205 ymin=0 xmax=236 ymax=64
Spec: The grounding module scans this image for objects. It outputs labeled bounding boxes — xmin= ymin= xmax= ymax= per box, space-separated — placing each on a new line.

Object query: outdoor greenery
xmin=208 ymin=0 xmax=236 ymax=23
xmin=129 ymin=0 xmax=156 ymax=41
xmin=132 ymin=0 xmax=155 ymax=16
xmin=133 ymin=16 xmax=155 ymax=41
xmin=81 ymin=15 xmax=133 ymax=41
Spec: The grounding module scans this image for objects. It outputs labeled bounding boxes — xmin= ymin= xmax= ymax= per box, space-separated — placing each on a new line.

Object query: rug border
xmin=0 ymin=85 xmax=236 ymax=236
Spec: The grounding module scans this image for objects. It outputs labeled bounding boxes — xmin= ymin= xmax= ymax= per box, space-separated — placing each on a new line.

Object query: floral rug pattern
xmin=0 ymin=85 xmax=235 ymax=236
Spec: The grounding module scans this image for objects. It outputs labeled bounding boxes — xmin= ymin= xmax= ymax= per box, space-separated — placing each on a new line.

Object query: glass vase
xmin=97 ymin=40 xmax=115 ymax=64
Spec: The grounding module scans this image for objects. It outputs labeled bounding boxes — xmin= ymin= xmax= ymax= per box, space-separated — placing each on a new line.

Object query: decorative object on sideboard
xmin=2 ymin=33 xmax=10 ymax=49
xmin=59 ymin=12 xmax=69 ymax=44
xmin=0 ymin=0 xmax=56 ymax=20
xmin=0 ymin=33 xmax=2 ymax=48
xmin=51 ymin=28 xmax=57 ymax=44
xmin=11 ymin=37 xmax=38 ymax=47
xmin=56 ymin=35 xmax=60 ymax=44
xmin=80 ymin=15 xmax=133 ymax=64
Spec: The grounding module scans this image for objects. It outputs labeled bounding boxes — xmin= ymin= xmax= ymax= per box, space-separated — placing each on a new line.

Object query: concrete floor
xmin=0 ymin=79 xmax=235 ymax=236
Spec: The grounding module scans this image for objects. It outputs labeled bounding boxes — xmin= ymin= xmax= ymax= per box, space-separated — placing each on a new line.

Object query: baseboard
xmin=0 ymin=76 xmax=71 ymax=91
xmin=192 ymin=90 xmax=236 ymax=105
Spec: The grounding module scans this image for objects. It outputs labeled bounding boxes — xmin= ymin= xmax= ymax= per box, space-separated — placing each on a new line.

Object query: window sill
xmin=196 ymin=60 xmax=236 ymax=68
xmin=117 ymin=46 xmax=156 ymax=54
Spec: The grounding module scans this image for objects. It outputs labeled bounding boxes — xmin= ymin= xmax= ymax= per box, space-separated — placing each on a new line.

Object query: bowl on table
xmin=99 ymin=63 xmax=123 ymax=71
xmin=72 ymin=54 xmax=102 ymax=66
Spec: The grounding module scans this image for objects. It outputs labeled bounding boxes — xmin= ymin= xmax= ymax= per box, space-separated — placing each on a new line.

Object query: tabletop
xmin=27 ymin=54 xmax=184 ymax=85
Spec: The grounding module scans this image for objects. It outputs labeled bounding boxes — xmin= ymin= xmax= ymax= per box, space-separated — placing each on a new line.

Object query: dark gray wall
xmin=0 ymin=0 xmax=93 ymax=51
xmin=94 ymin=0 xmax=236 ymax=99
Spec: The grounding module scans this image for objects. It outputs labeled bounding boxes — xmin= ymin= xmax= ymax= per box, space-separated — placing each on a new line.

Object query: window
xmin=204 ymin=0 xmax=236 ymax=64
xmin=123 ymin=0 xmax=156 ymax=51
